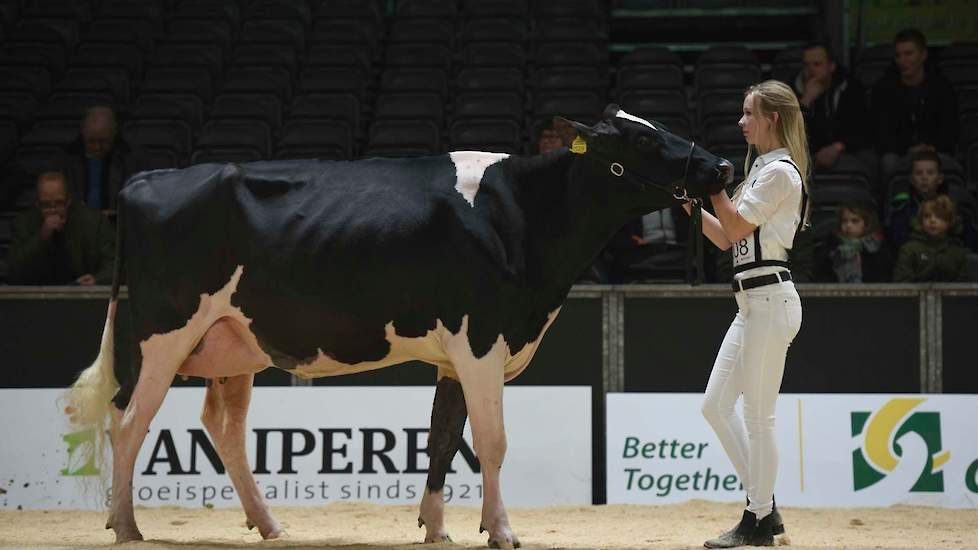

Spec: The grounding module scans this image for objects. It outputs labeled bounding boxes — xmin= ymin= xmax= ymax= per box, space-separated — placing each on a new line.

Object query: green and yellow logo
xmin=61 ymin=429 xmax=99 ymax=477
xmin=851 ymin=398 xmax=949 ymax=492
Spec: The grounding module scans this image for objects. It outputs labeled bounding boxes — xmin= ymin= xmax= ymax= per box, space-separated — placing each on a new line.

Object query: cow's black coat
xmin=111 ymin=110 xmax=730 ymax=408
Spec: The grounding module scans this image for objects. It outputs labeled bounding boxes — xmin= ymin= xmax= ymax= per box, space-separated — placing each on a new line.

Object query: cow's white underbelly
xmin=144 ymin=265 xmax=559 ymax=383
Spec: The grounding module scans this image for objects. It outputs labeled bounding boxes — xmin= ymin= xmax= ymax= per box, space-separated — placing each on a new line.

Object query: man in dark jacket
xmin=872 ymin=29 xmax=958 ymax=185
xmin=8 ymin=171 xmax=115 ymax=285
xmin=794 ymin=43 xmax=870 ymax=171
xmin=62 ymin=106 xmax=144 ymax=215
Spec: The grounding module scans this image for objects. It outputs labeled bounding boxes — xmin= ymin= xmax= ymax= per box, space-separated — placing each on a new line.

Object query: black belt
xmin=732 ymin=271 xmax=792 ymax=292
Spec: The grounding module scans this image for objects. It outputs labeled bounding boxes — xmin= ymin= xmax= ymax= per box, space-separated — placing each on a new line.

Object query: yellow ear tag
xmin=570 ymin=136 xmax=587 ymax=154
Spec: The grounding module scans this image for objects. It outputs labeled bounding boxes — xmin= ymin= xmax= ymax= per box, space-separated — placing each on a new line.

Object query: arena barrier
xmin=1 ymin=284 xmax=976 ymax=509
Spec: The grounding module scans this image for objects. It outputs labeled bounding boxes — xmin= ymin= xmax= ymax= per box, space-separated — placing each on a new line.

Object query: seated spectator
xmin=888 ymin=151 xmax=977 ymax=251
xmin=63 ymin=106 xmax=144 ymax=216
xmin=794 ymin=42 xmax=871 ymax=172
xmin=893 ymin=195 xmax=969 ymax=282
xmin=7 ymin=171 xmax=115 ymax=285
xmin=816 ymin=202 xmax=893 ymax=282
xmin=872 ymin=28 xmax=958 ymax=186
xmin=535 ymin=119 xmax=566 ymax=154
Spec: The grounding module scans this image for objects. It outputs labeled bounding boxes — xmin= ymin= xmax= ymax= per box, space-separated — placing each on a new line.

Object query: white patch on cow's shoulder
xmin=449 ymin=151 xmax=509 ymax=207
xmin=616 ymin=109 xmax=659 ymax=131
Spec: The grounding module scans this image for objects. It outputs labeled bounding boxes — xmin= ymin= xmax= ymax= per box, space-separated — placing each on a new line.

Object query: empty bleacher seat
xmin=617 ymin=90 xmax=687 ymax=121
xmin=232 ymin=44 xmax=299 ymax=77
xmin=299 ymin=68 xmax=369 ymax=98
xmin=290 ymin=94 xmax=361 ymax=138
xmin=191 ymin=148 xmax=265 ymax=165
xmin=196 ymin=120 xmax=273 ymax=161
xmin=0 ymin=93 xmax=39 ymax=132
xmin=616 ymin=65 xmax=684 ymax=91
xmin=133 ymin=94 xmax=205 ymax=133
xmin=386 ymin=43 xmax=452 ymax=70
xmin=365 ymin=120 xmax=440 ymax=157
xmin=240 ymin=19 xmax=307 ymax=55
xmin=122 ymin=119 xmax=193 ymax=167
xmin=210 ymin=94 xmax=283 ymax=132
xmin=390 ymin=18 xmax=455 ymax=46
xmin=534 ymin=42 xmax=607 ymax=68
xmin=453 ymin=92 xmax=524 ymax=123
xmin=695 ymin=65 xmax=762 ymax=96
xmin=277 ymin=120 xmax=353 ymax=160
xmin=381 ymin=68 xmax=449 ymax=100
xmin=460 ymin=42 xmax=526 ymax=69
xmin=532 ymin=91 xmax=604 ymax=126
xmin=305 ymin=44 xmax=373 ymax=73
xmin=618 ymin=47 xmax=682 ymax=67
xmin=449 ymin=119 xmax=521 ymax=154
xmin=142 ymin=67 xmax=216 ymax=105
xmin=18 ymin=119 xmax=78 ymax=156
xmin=70 ymin=44 xmax=143 ymax=78
xmin=374 ymin=92 xmax=444 ymax=127
xmin=459 ymin=17 xmax=527 ymax=44
xmin=455 ymin=67 xmax=525 ymax=94
xmin=0 ymin=120 xmax=17 ymax=165
xmin=395 ymin=0 xmax=458 ymax=20
xmin=531 ymin=66 xmax=607 ymax=92
xmin=223 ymin=67 xmax=294 ymax=105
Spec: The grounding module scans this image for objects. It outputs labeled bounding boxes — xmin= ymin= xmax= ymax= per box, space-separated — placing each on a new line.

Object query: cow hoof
xmin=106 ymin=516 xmax=143 ymax=543
xmin=487 ymin=536 xmax=520 ymax=549
xmin=247 ymin=518 xmax=255 ymax=531
xmin=109 ymin=526 xmax=144 ymax=544
xmin=419 ymin=515 xmax=452 ymax=543
xmin=264 ymin=528 xmax=288 ymax=540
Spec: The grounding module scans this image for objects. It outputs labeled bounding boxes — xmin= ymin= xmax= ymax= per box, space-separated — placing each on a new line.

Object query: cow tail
xmin=63 ymin=203 xmax=124 ymax=473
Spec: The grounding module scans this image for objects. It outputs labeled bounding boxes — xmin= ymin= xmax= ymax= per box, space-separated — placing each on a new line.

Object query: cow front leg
xmin=106 ymin=358 xmax=178 ymax=543
xmin=418 ymin=371 xmax=468 ymax=543
xmin=448 ymin=335 xmax=519 ymax=549
xmin=201 ymin=373 xmax=285 ymax=540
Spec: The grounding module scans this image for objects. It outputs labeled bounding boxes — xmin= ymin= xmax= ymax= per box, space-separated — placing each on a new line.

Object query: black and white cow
xmin=65 ymin=105 xmax=732 ymax=547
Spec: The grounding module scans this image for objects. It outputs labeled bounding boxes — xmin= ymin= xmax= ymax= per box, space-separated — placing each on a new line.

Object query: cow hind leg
xmin=201 ymin=373 xmax=285 ymax=540
xmin=447 ymin=331 xmax=519 ymax=549
xmin=106 ymin=354 xmax=182 ymax=543
xmin=418 ymin=371 xmax=468 ymax=543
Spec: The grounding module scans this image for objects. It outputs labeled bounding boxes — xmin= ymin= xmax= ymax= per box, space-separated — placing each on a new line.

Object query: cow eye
xmin=637 ymin=135 xmax=652 ymax=148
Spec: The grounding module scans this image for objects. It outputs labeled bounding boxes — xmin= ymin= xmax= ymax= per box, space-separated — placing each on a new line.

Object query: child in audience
xmin=894 ymin=195 xmax=969 ymax=282
xmin=889 ymin=151 xmax=977 ymax=251
xmin=817 ymin=203 xmax=893 ymax=282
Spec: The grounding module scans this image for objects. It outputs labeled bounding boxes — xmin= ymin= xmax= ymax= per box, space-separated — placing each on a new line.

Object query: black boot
xmin=746 ymin=495 xmax=785 ymax=536
xmin=770 ymin=496 xmax=785 ymax=536
xmin=703 ymin=509 xmax=776 ymax=548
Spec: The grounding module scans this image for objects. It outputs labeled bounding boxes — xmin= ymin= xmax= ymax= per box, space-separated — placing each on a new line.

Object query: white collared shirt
xmin=731 ymin=148 xmax=804 ymax=281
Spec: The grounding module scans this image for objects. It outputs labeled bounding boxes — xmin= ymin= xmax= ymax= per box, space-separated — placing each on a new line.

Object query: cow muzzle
xmin=717 ymin=159 xmax=734 ymax=185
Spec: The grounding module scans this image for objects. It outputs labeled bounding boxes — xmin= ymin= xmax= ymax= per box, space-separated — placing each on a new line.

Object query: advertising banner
xmin=607 ymin=394 xmax=978 ymax=508
xmin=1 ymin=387 xmax=591 ymax=510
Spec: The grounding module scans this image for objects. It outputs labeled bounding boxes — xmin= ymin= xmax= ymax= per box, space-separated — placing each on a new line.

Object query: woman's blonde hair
xmin=735 ymin=80 xmax=812 ymax=229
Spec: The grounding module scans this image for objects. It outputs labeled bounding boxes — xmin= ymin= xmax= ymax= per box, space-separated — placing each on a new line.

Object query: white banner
xmin=607 ymin=393 xmax=978 ymax=508
xmin=0 ymin=387 xmax=591 ymax=510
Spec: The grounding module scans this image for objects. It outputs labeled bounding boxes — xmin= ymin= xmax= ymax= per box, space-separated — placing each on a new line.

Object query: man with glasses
xmin=8 ymin=171 xmax=115 ymax=285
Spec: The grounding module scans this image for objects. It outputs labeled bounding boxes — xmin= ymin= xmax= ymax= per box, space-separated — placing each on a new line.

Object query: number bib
xmin=732 ymin=229 xmax=760 ymax=269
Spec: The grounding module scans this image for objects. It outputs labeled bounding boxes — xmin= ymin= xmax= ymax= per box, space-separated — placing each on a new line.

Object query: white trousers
xmin=701 ymin=280 xmax=802 ymax=519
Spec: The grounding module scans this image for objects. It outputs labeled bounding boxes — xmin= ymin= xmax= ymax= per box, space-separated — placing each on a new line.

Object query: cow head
xmin=558 ymin=104 xmax=733 ymax=202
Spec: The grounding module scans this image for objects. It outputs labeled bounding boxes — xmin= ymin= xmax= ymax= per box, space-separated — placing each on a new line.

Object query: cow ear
xmin=554 ymin=116 xmax=594 ymax=142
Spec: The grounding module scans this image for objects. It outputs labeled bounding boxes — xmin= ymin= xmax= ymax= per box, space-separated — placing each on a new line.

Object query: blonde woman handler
xmin=683 ymin=80 xmax=809 ymax=548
